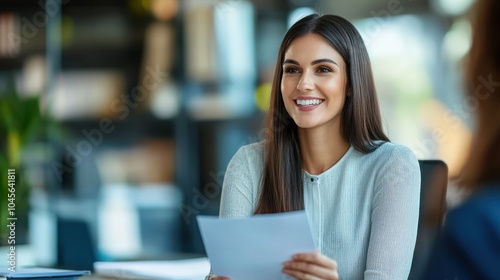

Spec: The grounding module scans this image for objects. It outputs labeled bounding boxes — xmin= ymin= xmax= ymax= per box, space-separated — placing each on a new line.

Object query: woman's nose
xmin=297 ymin=72 xmax=314 ymax=92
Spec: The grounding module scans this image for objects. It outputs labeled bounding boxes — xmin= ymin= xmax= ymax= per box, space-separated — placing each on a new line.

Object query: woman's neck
xmin=297 ymin=126 xmax=350 ymax=175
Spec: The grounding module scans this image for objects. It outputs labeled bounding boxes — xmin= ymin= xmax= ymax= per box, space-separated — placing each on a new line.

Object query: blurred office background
xmin=0 ymin=0 xmax=474 ymax=269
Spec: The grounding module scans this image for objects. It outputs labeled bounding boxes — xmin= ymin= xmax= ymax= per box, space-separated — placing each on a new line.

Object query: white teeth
xmin=296 ymin=99 xmax=323 ymax=106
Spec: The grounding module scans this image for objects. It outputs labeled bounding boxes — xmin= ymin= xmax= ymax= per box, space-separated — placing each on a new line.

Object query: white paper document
xmin=197 ymin=210 xmax=316 ymax=280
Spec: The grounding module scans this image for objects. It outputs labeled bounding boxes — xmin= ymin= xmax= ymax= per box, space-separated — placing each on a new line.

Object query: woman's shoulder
xmin=443 ymin=184 xmax=500 ymax=263
xmin=448 ymin=183 xmax=500 ymax=223
xmin=351 ymin=142 xmax=420 ymax=184
xmin=237 ymin=141 xmax=265 ymax=154
xmin=228 ymin=141 xmax=265 ymax=167
xmin=358 ymin=141 xmax=418 ymax=163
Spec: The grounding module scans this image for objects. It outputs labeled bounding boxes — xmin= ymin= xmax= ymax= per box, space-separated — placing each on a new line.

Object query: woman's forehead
xmin=283 ymin=34 xmax=345 ymax=66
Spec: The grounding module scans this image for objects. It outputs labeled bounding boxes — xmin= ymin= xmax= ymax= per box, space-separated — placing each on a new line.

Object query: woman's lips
xmin=294 ymin=98 xmax=324 ymax=111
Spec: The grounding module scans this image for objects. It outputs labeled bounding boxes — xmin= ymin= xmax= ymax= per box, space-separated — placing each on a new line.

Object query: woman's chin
xmin=295 ymin=122 xmax=319 ymax=129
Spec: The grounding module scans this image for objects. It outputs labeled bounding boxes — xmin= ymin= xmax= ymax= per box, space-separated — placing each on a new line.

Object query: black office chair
xmin=408 ymin=160 xmax=448 ymax=280
xmin=57 ymin=218 xmax=96 ymax=270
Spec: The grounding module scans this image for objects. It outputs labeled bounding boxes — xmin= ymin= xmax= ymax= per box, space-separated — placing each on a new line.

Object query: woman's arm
xmin=219 ymin=144 xmax=258 ymax=218
xmin=365 ymin=145 xmax=421 ymax=279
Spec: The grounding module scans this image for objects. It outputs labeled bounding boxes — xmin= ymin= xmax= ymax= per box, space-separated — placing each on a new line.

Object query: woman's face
xmin=281 ymin=33 xmax=348 ymax=132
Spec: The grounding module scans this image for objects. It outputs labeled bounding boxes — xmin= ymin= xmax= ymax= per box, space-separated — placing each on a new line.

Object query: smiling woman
xmin=209 ymin=14 xmax=421 ymax=280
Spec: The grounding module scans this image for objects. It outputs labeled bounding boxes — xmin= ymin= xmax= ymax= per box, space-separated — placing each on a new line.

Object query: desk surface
xmin=78 ymin=254 xmax=209 ymax=280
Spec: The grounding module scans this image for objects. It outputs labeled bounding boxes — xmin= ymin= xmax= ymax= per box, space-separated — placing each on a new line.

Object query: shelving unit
xmin=0 ymin=0 xmax=294 ymax=262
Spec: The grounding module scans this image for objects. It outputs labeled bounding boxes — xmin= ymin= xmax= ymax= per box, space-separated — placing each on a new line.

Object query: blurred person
xmin=207 ymin=14 xmax=420 ymax=280
xmin=424 ymin=0 xmax=500 ymax=278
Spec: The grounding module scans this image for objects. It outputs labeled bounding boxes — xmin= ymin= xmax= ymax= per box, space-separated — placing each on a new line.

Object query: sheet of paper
xmin=197 ymin=210 xmax=316 ymax=280
xmin=93 ymin=258 xmax=210 ymax=280
xmin=0 ymin=267 xmax=90 ymax=279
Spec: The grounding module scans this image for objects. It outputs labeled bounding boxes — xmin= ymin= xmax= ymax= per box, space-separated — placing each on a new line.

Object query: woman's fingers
xmin=292 ymin=252 xmax=338 ymax=269
xmin=282 ymin=252 xmax=339 ymax=280
xmin=282 ymin=267 xmax=323 ymax=280
xmin=283 ymin=260 xmax=337 ymax=279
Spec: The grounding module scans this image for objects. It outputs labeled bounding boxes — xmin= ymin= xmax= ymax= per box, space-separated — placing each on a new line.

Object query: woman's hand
xmin=209 ymin=276 xmax=230 ymax=280
xmin=282 ymin=252 xmax=339 ymax=280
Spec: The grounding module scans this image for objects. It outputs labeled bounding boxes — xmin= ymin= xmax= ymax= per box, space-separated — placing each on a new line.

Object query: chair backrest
xmin=57 ymin=218 xmax=96 ymax=270
xmin=408 ymin=160 xmax=448 ymax=280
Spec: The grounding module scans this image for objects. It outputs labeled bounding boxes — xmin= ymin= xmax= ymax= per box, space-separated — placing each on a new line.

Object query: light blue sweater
xmin=220 ymin=141 xmax=420 ymax=280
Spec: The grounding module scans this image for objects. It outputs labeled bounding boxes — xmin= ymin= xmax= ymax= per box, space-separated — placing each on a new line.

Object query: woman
xmin=424 ymin=0 xmax=500 ymax=278
xmin=210 ymin=14 xmax=420 ymax=280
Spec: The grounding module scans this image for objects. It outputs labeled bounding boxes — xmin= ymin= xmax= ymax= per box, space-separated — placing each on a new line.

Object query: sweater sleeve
xmin=219 ymin=145 xmax=258 ymax=219
xmin=364 ymin=145 xmax=421 ymax=279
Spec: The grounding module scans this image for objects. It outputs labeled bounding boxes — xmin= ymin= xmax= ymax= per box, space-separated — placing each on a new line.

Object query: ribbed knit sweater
xmin=219 ymin=141 xmax=420 ymax=279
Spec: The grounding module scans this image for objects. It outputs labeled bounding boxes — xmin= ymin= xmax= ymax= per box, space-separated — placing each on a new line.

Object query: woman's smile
xmin=294 ymin=97 xmax=325 ymax=111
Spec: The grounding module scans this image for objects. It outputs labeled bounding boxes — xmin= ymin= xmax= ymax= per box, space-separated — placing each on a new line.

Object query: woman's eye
xmin=317 ymin=66 xmax=332 ymax=73
xmin=284 ymin=67 xmax=300 ymax=74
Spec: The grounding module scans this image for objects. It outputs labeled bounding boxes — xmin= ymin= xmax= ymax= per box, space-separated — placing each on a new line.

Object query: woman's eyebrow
xmin=312 ymin=58 xmax=338 ymax=66
xmin=283 ymin=58 xmax=338 ymax=66
xmin=283 ymin=59 xmax=299 ymax=65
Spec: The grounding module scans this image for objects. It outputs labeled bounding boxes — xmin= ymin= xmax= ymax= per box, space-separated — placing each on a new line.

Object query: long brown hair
xmin=460 ymin=0 xmax=500 ymax=189
xmin=254 ymin=14 xmax=389 ymax=214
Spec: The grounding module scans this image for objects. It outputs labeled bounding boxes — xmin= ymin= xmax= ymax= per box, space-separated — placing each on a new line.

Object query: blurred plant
xmin=0 ymin=77 xmax=62 ymax=245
